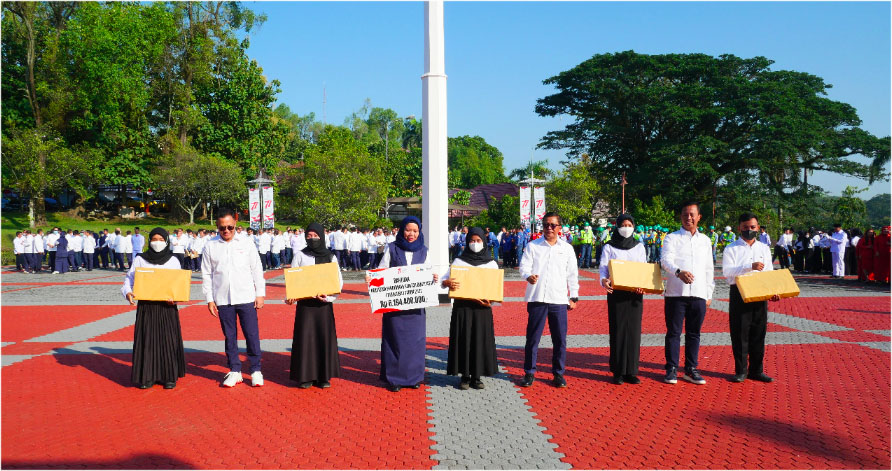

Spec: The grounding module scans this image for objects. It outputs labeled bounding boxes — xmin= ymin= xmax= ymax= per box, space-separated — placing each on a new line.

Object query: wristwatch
xmin=675 ymin=268 xmax=682 ymax=277
xmin=569 ymin=297 xmax=578 ymax=303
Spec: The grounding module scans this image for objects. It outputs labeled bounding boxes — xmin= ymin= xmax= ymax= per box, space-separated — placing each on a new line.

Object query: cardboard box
xmin=448 ymin=265 xmax=504 ymax=302
xmin=607 ymin=259 xmax=664 ymax=294
xmin=284 ymin=262 xmax=342 ymax=300
xmin=133 ymin=268 xmax=192 ymax=302
xmin=735 ymin=268 xmax=800 ymax=303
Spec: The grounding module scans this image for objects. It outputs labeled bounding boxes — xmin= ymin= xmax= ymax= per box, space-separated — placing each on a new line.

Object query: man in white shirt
xmin=722 ymin=212 xmax=779 ymax=383
xmin=82 ymin=230 xmax=96 ymax=271
xmin=13 ymin=231 xmax=25 ymax=272
xmin=46 ymin=228 xmax=60 ymax=271
xmin=758 ymin=227 xmax=771 ymax=247
xmin=775 ymin=228 xmax=794 ymax=270
xmin=201 ymin=208 xmax=266 ymax=388
xmin=518 ymin=212 xmax=580 ymax=389
xmin=347 ymin=227 xmax=363 ymax=271
xmin=829 ymin=223 xmax=848 ymax=278
xmin=190 ymin=229 xmax=208 ymax=273
xmin=271 ymin=229 xmax=285 ymax=269
xmin=70 ymin=230 xmax=85 ymax=271
xmin=22 ymin=231 xmax=35 ymax=273
xmin=170 ymin=229 xmax=186 ymax=268
xmin=233 ymin=225 xmax=246 ymax=241
xmin=108 ymin=228 xmax=120 ymax=270
xmin=660 ymin=201 xmax=715 ymax=385
xmin=332 ymin=227 xmax=348 ymax=270
xmin=258 ymin=228 xmax=271 ymax=270
xmin=132 ymin=227 xmax=145 ymax=258
xmin=33 ymin=229 xmax=46 ymax=272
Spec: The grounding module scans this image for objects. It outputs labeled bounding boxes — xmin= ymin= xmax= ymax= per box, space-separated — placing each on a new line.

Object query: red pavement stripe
xmin=1 ymin=306 xmax=135 ymax=343
xmin=502 ymin=344 xmax=890 ymax=469
xmin=0 ymin=352 xmax=436 ymax=470
xmin=769 ymin=296 xmax=890 ymax=331
xmin=1 ymin=341 xmax=74 ymax=356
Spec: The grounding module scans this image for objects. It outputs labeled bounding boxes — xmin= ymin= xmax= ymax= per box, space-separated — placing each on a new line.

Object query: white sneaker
xmin=52 ymin=271 xmax=60 ymax=274
xmin=222 ymin=371 xmax=243 ymax=387
xmin=251 ymin=371 xmax=264 ymax=387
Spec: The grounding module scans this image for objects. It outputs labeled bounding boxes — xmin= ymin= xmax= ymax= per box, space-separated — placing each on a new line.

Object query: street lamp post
xmin=247 ymin=168 xmax=273 ymax=230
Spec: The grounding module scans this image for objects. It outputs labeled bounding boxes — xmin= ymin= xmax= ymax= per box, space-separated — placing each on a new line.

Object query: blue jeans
xmin=578 ymin=243 xmax=592 ymax=268
xmin=271 ymin=252 xmax=280 ymax=269
xmin=664 ymin=297 xmax=707 ymax=371
xmin=217 ymin=302 xmax=262 ymax=373
xmin=524 ymin=302 xmax=568 ymax=375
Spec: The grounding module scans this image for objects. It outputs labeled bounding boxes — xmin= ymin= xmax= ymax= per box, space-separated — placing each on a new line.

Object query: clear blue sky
xmin=245 ymin=1 xmax=891 ymax=198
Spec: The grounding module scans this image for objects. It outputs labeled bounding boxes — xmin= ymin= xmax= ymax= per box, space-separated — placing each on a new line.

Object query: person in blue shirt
xmin=486 ymin=227 xmax=500 ymax=263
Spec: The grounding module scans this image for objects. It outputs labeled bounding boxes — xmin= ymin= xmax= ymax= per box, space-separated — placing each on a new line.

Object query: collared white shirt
xmin=386 ymin=233 xmax=396 ymax=244
xmin=829 ymin=230 xmax=848 ymax=253
xmin=850 ymin=235 xmax=860 ymax=249
xmin=776 ymin=233 xmax=793 ymax=248
xmin=201 ymin=237 xmax=266 ymax=305
xmin=759 ymin=232 xmax=771 ymax=246
xmin=131 ymin=234 xmax=145 ymax=254
xmin=234 ymin=230 xmax=246 ymax=241
xmin=69 ymin=234 xmax=84 ymax=252
xmin=45 ymin=233 xmax=59 ymax=251
xmin=366 ymin=234 xmax=377 ymax=253
xmin=599 ymin=242 xmax=647 ymax=279
xmin=660 ymin=229 xmax=715 ymax=300
xmin=290 ymin=252 xmax=343 ymax=303
xmin=332 ymin=231 xmax=348 ymax=250
xmin=83 ymin=235 xmax=97 ymax=253
xmin=258 ymin=232 xmax=272 ymax=253
xmin=272 ymin=234 xmax=285 ymax=252
xmin=107 ymin=233 xmax=118 ymax=251
xmin=13 ymin=236 xmax=24 ymax=254
xmin=116 ymin=235 xmax=132 ymax=253
xmin=33 ymin=235 xmax=45 ymax=253
xmin=170 ymin=234 xmax=186 ymax=254
xmin=519 ymin=237 xmax=580 ymax=304
xmin=22 ymin=235 xmax=34 ymax=254
xmin=347 ymin=232 xmax=363 ymax=252
xmin=292 ymin=233 xmax=307 ymax=251
xmin=722 ymin=239 xmax=774 ymax=285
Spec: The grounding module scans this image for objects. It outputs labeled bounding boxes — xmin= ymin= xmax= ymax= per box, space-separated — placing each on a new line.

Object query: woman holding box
xmin=442 ymin=227 xmax=499 ymax=390
xmin=599 ymin=214 xmax=646 ymax=385
xmin=372 ymin=216 xmax=437 ymax=392
xmin=121 ymin=227 xmax=186 ymax=389
xmin=287 ymin=223 xmax=344 ymax=389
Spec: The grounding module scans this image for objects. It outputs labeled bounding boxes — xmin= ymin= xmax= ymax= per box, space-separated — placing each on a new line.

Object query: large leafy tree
xmin=536 ymin=51 xmax=890 ymax=211
xmin=545 ymin=155 xmax=600 ymax=225
xmin=447 ymin=135 xmax=507 ymax=188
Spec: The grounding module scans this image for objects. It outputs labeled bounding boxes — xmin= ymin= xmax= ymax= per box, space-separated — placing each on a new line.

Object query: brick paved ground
xmin=1 ymin=264 xmax=889 ymax=469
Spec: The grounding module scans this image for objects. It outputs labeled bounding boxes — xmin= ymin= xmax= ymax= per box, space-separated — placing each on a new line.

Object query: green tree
xmin=545 ymin=156 xmax=599 ymax=224
xmin=866 ymin=193 xmax=891 ymax=228
xmin=630 ymin=195 xmax=678 ymax=230
xmin=449 ymin=190 xmax=472 ymax=206
xmin=536 ymin=51 xmax=891 ymax=211
xmin=832 ymin=186 xmax=868 ymax=230
xmin=508 ymin=159 xmax=553 ymax=182
xmin=152 ymin=145 xmax=244 ymax=224
xmin=447 ymin=135 xmax=507 ymax=188
xmin=470 ymin=194 xmax=520 ymax=230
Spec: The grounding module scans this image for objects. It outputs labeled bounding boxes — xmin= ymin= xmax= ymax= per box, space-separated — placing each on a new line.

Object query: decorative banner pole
xmin=422 ymin=0 xmax=448 ymax=278
xmin=248 ymin=168 xmax=273 ymax=230
xmin=621 ymin=171 xmax=628 ymax=214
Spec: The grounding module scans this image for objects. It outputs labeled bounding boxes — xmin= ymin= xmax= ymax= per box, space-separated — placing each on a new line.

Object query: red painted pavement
xmin=1 ymin=305 xmax=135 ymax=343
xmin=769 ymin=297 xmax=890 ymax=331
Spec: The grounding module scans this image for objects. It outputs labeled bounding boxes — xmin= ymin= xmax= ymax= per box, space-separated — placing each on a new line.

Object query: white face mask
xmin=468 ymin=241 xmax=484 ymax=253
xmin=150 ymin=241 xmax=167 ymax=252
xmin=618 ymin=227 xmax=634 ymax=238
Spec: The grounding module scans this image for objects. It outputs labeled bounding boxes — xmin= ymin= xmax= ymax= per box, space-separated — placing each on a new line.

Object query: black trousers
xmin=728 ymin=285 xmax=767 ymax=375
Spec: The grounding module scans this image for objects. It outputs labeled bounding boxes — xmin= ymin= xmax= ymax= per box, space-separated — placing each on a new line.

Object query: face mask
xmin=150 ymin=241 xmax=167 ymax=252
xmin=740 ymin=230 xmax=758 ymax=241
xmin=53 ymin=231 xmax=59 ymax=235
xmin=618 ymin=227 xmax=634 ymax=238
xmin=306 ymin=238 xmax=324 ymax=250
xmin=468 ymin=241 xmax=484 ymax=253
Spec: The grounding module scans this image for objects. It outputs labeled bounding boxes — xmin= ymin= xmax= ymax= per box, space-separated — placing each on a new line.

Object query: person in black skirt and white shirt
xmin=441 ymin=227 xmax=499 ymax=390
xmin=599 ymin=214 xmax=647 ymax=385
xmin=121 ymin=227 xmax=186 ymax=389
xmin=722 ymin=212 xmax=779 ymax=383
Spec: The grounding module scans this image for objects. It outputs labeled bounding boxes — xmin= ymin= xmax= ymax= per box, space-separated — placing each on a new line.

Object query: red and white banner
xmin=534 ymin=186 xmax=546 ymax=221
xmin=519 ymin=186 xmax=531 ymax=224
xmin=248 ymin=188 xmax=261 ymax=229
xmin=261 ymin=186 xmax=275 ymax=229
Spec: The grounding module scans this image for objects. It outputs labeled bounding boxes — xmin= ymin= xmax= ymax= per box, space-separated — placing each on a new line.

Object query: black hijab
xmin=457 ymin=227 xmax=494 ymax=266
xmin=139 ymin=227 xmax=174 ymax=265
xmin=302 ymin=223 xmax=333 ymax=264
xmin=608 ymin=214 xmax=640 ymax=250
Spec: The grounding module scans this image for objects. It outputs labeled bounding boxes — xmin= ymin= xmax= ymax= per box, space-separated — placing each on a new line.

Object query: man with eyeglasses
xmin=201 ymin=208 xmax=267 ymax=388
xmin=518 ymin=212 xmax=580 ymax=389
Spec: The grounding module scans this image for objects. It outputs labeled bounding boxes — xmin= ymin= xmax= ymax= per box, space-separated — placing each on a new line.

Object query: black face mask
xmin=740 ymin=230 xmax=759 ymax=241
xmin=306 ymin=238 xmax=325 ymax=251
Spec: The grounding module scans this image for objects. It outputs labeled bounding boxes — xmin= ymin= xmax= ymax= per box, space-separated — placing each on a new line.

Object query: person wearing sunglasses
xmin=518 ymin=212 xmax=580 ymax=389
xmin=201 ymin=208 xmax=267 ymax=388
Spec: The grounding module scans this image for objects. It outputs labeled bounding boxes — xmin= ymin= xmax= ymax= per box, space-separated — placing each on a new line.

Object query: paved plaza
xmin=1 ymin=264 xmax=889 ymax=469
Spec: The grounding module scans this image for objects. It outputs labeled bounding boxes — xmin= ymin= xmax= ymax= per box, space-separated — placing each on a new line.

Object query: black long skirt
xmin=132 ymin=301 xmax=186 ymax=385
xmin=290 ymin=298 xmax=340 ymax=383
xmin=446 ymin=300 xmax=498 ymax=378
xmin=606 ymin=290 xmax=643 ymax=376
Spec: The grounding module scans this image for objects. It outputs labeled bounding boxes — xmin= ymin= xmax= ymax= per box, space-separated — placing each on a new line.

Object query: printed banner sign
xmin=248 ymin=188 xmax=261 ymax=230
xmin=262 ymin=186 xmax=275 ymax=229
xmin=534 ymin=186 xmax=546 ymax=221
xmin=519 ymin=186 xmax=531 ymax=223
xmin=366 ymin=264 xmax=440 ymax=314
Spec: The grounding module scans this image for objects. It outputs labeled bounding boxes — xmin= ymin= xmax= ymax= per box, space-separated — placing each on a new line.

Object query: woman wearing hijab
xmin=441 ymin=227 xmax=499 ymax=390
xmin=857 ymin=229 xmax=876 ymax=283
xmin=372 ymin=216 xmax=438 ymax=392
xmin=599 ymin=214 xmax=647 ymax=385
xmin=121 ymin=227 xmax=186 ymax=389
xmin=287 ymin=223 xmax=344 ymax=389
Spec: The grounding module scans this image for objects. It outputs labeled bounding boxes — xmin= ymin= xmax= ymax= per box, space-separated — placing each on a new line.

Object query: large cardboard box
xmin=448 ymin=265 xmax=504 ymax=302
xmin=284 ymin=262 xmax=342 ymax=300
xmin=607 ymin=259 xmax=664 ymax=294
xmin=735 ymin=268 xmax=800 ymax=303
xmin=133 ymin=268 xmax=192 ymax=302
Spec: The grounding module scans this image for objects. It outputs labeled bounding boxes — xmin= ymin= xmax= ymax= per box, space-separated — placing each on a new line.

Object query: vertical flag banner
xmin=519 ymin=186 xmax=531 ymax=229
xmin=262 ymin=186 xmax=275 ymax=229
xmin=249 ymin=188 xmax=261 ymax=230
xmin=533 ymin=186 xmax=546 ymax=222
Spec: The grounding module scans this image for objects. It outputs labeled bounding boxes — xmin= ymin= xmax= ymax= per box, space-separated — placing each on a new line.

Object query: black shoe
xmin=163 ymin=382 xmax=176 ymax=389
xmin=459 ymin=376 xmax=471 ymax=390
xmin=750 ymin=372 xmax=774 ymax=383
xmin=622 ymin=375 xmax=640 ymax=385
xmin=137 ymin=383 xmax=152 ymax=389
xmin=387 ymin=384 xmax=401 ymax=392
xmin=410 ymin=383 xmax=422 ymax=389
xmin=664 ymin=367 xmax=678 ymax=384
xmin=683 ymin=368 xmax=707 ymax=385
xmin=519 ymin=373 xmax=535 ymax=387
xmin=732 ymin=373 xmax=747 ymax=383
xmin=612 ymin=374 xmax=624 ymax=385
xmin=471 ymin=378 xmax=485 ymax=390
xmin=298 ymin=381 xmax=313 ymax=389
xmin=553 ymin=374 xmax=567 ymax=388
xmin=315 ymin=380 xmax=331 ymax=389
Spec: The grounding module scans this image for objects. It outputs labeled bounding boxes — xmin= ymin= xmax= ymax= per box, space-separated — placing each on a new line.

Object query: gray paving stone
xmin=866 ymin=330 xmax=891 ymax=337
xmin=855 ymin=341 xmax=891 ymax=352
